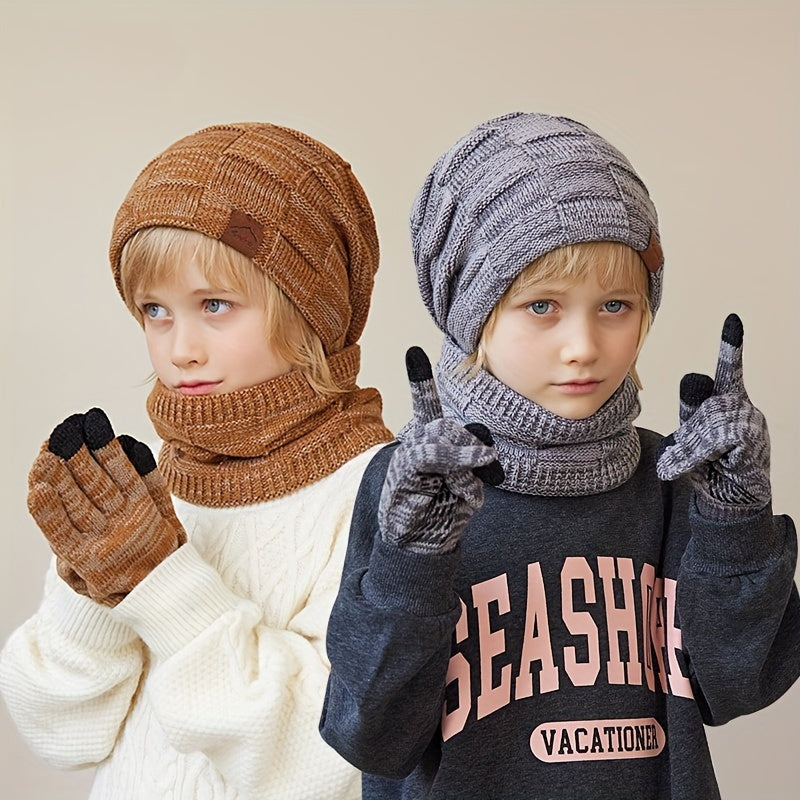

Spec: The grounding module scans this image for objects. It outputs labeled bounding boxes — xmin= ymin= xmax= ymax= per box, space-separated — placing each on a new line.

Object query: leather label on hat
xmin=638 ymin=230 xmax=664 ymax=274
xmin=221 ymin=210 xmax=263 ymax=259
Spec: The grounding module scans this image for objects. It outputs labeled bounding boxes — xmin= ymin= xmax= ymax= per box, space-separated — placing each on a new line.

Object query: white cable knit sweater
xmin=0 ymin=444 xmax=384 ymax=799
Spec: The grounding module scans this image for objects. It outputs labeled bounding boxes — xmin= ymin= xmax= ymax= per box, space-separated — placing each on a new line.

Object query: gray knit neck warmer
xmin=431 ymin=336 xmax=642 ymax=496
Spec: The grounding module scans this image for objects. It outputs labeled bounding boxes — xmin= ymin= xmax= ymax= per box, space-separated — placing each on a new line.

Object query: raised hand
xmin=378 ymin=347 xmax=504 ymax=554
xmin=27 ymin=408 xmax=186 ymax=606
xmin=656 ymin=314 xmax=770 ymax=520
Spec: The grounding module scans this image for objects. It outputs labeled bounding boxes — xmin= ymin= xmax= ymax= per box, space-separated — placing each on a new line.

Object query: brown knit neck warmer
xmin=147 ymin=345 xmax=392 ymax=507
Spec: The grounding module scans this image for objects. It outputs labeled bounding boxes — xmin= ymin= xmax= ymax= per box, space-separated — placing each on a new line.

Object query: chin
xmin=539 ymin=400 xmax=604 ymax=420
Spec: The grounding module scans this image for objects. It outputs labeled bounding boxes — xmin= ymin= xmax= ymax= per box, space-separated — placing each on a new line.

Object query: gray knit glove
xmin=656 ymin=314 xmax=771 ymax=521
xmin=378 ymin=347 xmax=504 ymax=554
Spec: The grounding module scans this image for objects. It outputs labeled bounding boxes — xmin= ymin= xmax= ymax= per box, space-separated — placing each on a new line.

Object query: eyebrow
xmin=135 ymin=284 xmax=239 ymax=301
xmin=516 ymin=284 xmax=639 ymax=296
xmin=599 ymin=287 xmax=639 ymax=296
xmin=189 ymin=286 xmax=239 ymax=296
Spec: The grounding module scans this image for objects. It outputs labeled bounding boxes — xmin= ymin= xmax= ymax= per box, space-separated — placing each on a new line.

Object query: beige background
xmin=1 ymin=0 xmax=798 ymax=797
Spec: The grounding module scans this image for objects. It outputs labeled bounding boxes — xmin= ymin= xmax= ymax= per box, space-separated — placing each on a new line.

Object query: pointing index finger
xmin=406 ymin=346 xmax=444 ymax=429
xmin=713 ymin=313 xmax=746 ymax=396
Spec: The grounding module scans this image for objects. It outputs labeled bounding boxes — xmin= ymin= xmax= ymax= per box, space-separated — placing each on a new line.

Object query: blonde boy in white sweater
xmin=0 ymin=122 xmax=392 ymax=799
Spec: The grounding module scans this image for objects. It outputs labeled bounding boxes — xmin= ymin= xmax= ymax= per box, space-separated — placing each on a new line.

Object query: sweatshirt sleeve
xmin=110 ymin=491 xmax=362 ymax=797
xmin=677 ymin=495 xmax=800 ymax=725
xmin=0 ymin=559 xmax=144 ymax=768
xmin=320 ymin=444 xmax=463 ymax=779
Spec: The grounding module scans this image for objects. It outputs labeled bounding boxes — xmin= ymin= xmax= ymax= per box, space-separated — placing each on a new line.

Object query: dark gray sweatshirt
xmin=320 ymin=429 xmax=800 ymax=799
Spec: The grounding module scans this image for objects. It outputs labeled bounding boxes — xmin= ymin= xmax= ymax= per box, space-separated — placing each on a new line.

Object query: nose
xmin=560 ymin=316 xmax=600 ymax=365
xmin=170 ymin=319 xmax=207 ymax=369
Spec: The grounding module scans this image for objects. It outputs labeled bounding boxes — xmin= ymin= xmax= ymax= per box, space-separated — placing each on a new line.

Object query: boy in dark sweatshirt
xmin=320 ymin=112 xmax=800 ymax=799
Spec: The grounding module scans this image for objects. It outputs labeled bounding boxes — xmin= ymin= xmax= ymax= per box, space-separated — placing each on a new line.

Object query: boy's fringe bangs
xmin=119 ymin=228 xmax=268 ymax=314
xmin=508 ymin=242 xmax=648 ymax=298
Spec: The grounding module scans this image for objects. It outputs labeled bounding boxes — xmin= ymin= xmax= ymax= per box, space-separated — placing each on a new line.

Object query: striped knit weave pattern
xmin=109 ymin=122 xmax=379 ymax=353
xmin=379 ymin=350 xmax=498 ymax=555
xmin=379 ymin=418 xmax=496 ymax=554
xmin=410 ymin=112 xmax=663 ymax=354
xmin=429 ymin=337 xmax=643 ymax=497
xmin=656 ymin=314 xmax=771 ymax=522
xmin=27 ymin=434 xmax=185 ymax=607
xmin=147 ymin=345 xmax=392 ymax=507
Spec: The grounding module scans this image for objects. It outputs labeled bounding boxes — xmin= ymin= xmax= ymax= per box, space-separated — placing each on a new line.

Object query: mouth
xmin=555 ymin=380 xmax=601 ymax=396
xmin=176 ymin=381 xmax=222 ymax=396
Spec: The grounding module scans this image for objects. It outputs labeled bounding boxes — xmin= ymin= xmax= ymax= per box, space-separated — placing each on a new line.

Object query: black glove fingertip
xmin=464 ymin=421 xmax=494 ymax=447
xmin=117 ymin=434 xmax=137 ymax=462
xmin=721 ymin=313 xmax=743 ymax=347
xmin=464 ymin=422 xmax=503 ymax=484
xmin=657 ymin=433 xmax=676 ymax=461
xmin=133 ymin=441 xmax=157 ymax=476
xmin=679 ymin=373 xmax=714 ymax=406
xmin=474 ymin=460 xmax=505 ymax=486
xmin=48 ymin=414 xmax=85 ymax=460
xmin=405 ymin=346 xmax=433 ymax=383
xmin=118 ymin=435 xmax=157 ymax=476
xmin=83 ymin=408 xmax=115 ymax=450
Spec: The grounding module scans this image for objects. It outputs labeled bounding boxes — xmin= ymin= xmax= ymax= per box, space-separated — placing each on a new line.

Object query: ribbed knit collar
xmin=147 ymin=345 xmax=392 ymax=507
xmin=431 ymin=336 xmax=642 ymax=496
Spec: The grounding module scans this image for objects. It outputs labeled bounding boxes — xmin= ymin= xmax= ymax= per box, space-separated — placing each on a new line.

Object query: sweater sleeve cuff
xmin=111 ymin=543 xmax=245 ymax=660
xmin=47 ymin=574 xmax=139 ymax=650
xmin=686 ymin=497 xmax=793 ymax=575
xmin=361 ymin=537 xmax=460 ymax=617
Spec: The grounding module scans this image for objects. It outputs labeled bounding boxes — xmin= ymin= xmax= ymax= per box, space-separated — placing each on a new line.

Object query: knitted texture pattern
xmin=148 ymin=344 xmax=392 ymax=507
xmin=110 ymin=122 xmax=379 ymax=353
xmin=2 ymin=447 xmax=380 ymax=798
xmin=425 ymin=336 xmax=643 ymax=496
xmin=410 ymin=112 xmax=664 ymax=353
xmin=657 ymin=313 xmax=771 ymax=522
xmin=379 ymin=348 xmax=500 ymax=554
xmin=27 ymin=409 xmax=186 ymax=606
xmin=379 ymin=419 xmax=496 ymax=554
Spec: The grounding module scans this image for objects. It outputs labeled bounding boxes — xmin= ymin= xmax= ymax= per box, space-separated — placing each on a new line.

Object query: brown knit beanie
xmin=109 ymin=122 xmax=379 ymax=353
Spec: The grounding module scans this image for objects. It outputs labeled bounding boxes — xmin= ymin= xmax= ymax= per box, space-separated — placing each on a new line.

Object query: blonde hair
xmin=464 ymin=241 xmax=653 ymax=389
xmin=119 ymin=227 xmax=344 ymax=395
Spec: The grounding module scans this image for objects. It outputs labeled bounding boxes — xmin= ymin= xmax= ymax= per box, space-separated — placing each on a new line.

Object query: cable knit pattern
xmin=0 ymin=445 xmax=383 ymax=799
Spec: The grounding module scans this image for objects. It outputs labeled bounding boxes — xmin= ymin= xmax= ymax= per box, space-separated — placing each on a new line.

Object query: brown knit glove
xmin=27 ymin=408 xmax=186 ymax=607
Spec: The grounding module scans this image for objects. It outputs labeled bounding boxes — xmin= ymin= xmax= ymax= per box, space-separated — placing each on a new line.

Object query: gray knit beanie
xmin=411 ymin=112 xmax=664 ymax=353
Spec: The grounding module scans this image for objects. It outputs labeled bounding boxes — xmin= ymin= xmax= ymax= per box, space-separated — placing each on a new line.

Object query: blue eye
xmin=604 ymin=300 xmax=624 ymax=313
xmin=206 ymin=299 xmax=232 ymax=314
xmin=528 ymin=301 xmax=551 ymax=315
xmin=143 ymin=303 xmax=166 ymax=319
